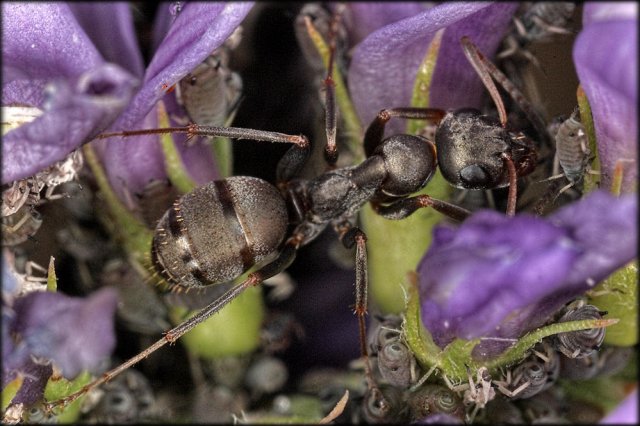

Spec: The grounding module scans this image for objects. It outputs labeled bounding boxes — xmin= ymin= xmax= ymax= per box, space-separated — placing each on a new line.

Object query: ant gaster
xmin=46 ymin=28 xmax=540 ymax=410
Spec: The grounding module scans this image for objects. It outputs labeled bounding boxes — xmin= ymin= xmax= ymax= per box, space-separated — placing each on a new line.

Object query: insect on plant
xmin=44 ymin=24 xmax=547 ymax=413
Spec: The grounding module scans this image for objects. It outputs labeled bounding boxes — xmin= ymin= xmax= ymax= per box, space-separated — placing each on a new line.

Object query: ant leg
xmin=460 ymin=36 xmax=550 ymax=147
xmin=334 ymin=221 xmax=389 ymax=408
xmin=43 ymin=228 xmax=310 ymax=413
xmin=502 ymin=154 xmax=518 ymax=216
xmin=371 ymin=194 xmax=471 ymax=222
xmin=321 ymin=7 xmax=343 ymax=166
xmin=97 ymin=125 xmax=310 ymax=185
xmin=363 ymin=108 xmax=446 ymax=157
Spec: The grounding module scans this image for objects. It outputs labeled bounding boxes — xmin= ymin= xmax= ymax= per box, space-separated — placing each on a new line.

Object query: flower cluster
xmin=2 ymin=2 xmax=637 ymax=424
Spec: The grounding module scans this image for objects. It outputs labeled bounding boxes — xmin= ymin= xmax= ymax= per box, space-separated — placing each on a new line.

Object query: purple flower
xmin=93 ymin=2 xmax=253 ymax=202
xmin=2 ymin=256 xmax=118 ymax=404
xmin=348 ymin=2 xmax=519 ymax=134
xmin=2 ymin=3 xmax=254 ymax=202
xmin=2 ymin=3 xmax=138 ymax=184
xmin=573 ymin=2 xmax=638 ymax=193
xmin=417 ymin=190 xmax=637 ymax=348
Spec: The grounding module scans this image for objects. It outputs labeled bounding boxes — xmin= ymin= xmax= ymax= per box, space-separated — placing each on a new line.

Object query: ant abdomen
xmin=152 ymin=176 xmax=288 ymax=289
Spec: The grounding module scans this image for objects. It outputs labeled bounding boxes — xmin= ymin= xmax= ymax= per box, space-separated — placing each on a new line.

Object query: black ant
xmin=44 ymin=28 xmax=541 ymax=412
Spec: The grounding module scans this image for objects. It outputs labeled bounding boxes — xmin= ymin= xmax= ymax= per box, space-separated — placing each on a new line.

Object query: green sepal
xmin=43 ymin=370 xmax=92 ymax=423
xmin=156 ymin=101 xmax=198 ymax=194
xmin=170 ymin=285 xmax=265 ymax=359
xmin=404 ymin=274 xmax=619 ymax=381
xmin=577 ymin=85 xmax=600 ymax=193
xmin=1 ymin=375 xmax=23 ymax=411
xmin=587 ymin=261 xmax=638 ymax=346
xmin=83 ymin=144 xmax=153 ymax=266
xmin=46 ymin=256 xmax=57 ymax=292
xmin=407 ymin=28 xmax=445 ymax=135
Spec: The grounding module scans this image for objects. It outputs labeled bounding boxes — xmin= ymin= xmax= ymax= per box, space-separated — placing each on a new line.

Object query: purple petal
xmin=417 ymin=191 xmax=637 ymax=347
xmin=348 ymin=2 xmax=518 ymax=134
xmin=115 ymin=2 xmax=253 ymax=131
xmin=600 ymin=389 xmax=638 ymax=424
xmin=344 ymin=3 xmax=429 ymax=45
xmin=68 ymin=2 xmax=145 ymax=78
xmin=98 ymin=2 xmax=253 ymax=196
xmin=2 ymin=3 xmax=103 ymax=83
xmin=4 ymin=358 xmax=53 ymax=406
xmin=574 ymin=5 xmax=637 ymax=193
xmin=584 ymin=2 xmax=638 ymax=25
xmin=11 ymin=288 xmax=119 ymax=378
xmin=2 ymin=64 xmax=138 ymax=183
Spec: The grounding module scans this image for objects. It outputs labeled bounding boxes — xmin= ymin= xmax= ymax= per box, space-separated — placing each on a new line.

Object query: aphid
xmin=2 ymin=204 xmax=43 ymax=246
xmin=2 ymin=179 xmax=33 ymax=217
xmin=498 ymin=2 xmax=576 ymax=63
xmin=407 ymin=384 xmax=465 ymax=422
xmin=551 ymin=300 xmax=606 ymax=359
xmin=45 ymin=35 xmax=542 ymax=410
xmin=443 ymin=366 xmax=495 ymax=422
xmin=494 ymin=342 xmax=559 ymax=400
xmin=552 ymin=108 xmax=591 ymax=193
xmin=360 ymin=385 xmax=408 ymax=424
xmin=175 ymin=27 xmax=243 ymax=129
xmin=376 ymin=335 xmax=416 ymax=389
xmin=34 ymin=149 xmax=84 ymax=200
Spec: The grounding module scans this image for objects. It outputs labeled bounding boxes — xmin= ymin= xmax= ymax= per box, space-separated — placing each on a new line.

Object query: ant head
xmin=436 ymin=110 xmax=514 ymax=190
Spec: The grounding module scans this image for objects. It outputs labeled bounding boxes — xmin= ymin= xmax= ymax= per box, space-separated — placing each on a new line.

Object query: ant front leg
xmin=363 ymin=107 xmax=445 ymax=157
xmin=371 ymin=194 xmax=471 ymax=222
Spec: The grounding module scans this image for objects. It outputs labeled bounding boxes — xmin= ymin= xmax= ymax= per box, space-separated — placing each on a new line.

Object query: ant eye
xmin=459 ymin=164 xmax=489 ymax=187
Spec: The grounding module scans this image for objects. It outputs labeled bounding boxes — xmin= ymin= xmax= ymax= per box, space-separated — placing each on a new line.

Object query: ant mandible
xmin=45 ymin=22 xmax=541 ymax=412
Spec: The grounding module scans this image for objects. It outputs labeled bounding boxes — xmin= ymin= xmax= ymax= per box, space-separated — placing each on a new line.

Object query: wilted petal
xmin=349 ymin=2 xmax=518 ymax=134
xmin=574 ymin=3 xmax=638 ymax=193
xmin=68 ymin=2 xmax=145 ymax=78
xmin=417 ymin=191 xmax=637 ymax=347
xmin=600 ymin=389 xmax=638 ymax=424
xmin=3 ymin=357 xmax=53 ymax=406
xmin=2 ymin=64 xmax=138 ymax=183
xmin=98 ymin=2 xmax=253 ymax=196
xmin=10 ymin=288 xmax=118 ymax=378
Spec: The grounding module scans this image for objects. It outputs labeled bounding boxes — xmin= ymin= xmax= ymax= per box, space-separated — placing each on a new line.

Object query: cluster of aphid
xmin=2 ymin=2 xmax=634 ymax=424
